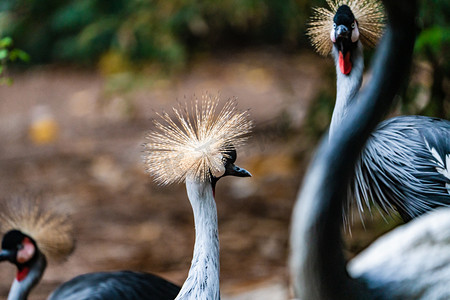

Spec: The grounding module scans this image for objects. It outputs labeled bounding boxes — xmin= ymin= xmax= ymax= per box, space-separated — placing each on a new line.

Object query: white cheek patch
xmin=330 ymin=28 xmax=336 ymax=43
xmin=211 ymin=165 xmax=225 ymax=178
xmin=351 ymin=24 xmax=360 ymax=42
xmin=210 ymin=153 xmax=226 ymax=178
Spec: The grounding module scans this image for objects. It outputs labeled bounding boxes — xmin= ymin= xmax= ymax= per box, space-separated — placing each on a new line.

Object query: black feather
xmin=48 ymin=271 xmax=180 ymax=300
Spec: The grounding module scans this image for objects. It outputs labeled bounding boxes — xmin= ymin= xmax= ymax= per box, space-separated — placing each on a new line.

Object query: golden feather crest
xmin=143 ymin=93 xmax=253 ymax=185
xmin=307 ymin=0 xmax=386 ymax=56
xmin=0 ymin=198 xmax=75 ymax=262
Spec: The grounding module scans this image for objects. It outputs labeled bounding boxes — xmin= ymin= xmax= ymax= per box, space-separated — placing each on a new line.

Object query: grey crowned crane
xmin=291 ymin=0 xmax=450 ymax=299
xmin=0 ymin=199 xmax=180 ymax=300
xmin=0 ymin=95 xmax=252 ymax=300
xmin=307 ymin=0 xmax=450 ymax=222
xmin=143 ymin=94 xmax=253 ymax=299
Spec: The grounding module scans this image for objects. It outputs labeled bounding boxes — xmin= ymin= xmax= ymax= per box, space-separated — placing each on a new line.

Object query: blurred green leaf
xmin=0 ymin=37 xmax=13 ymax=48
xmin=0 ymin=77 xmax=13 ymax=86
xmin=415 ymin=26 xmax=450 ymax=55
xmin=0 ymin=35 xmax=30 ymax=85
xmin=9 ymin=49 xmax=31 ymax=62
xmin=0 ymin=49 xmax=8 ymax=60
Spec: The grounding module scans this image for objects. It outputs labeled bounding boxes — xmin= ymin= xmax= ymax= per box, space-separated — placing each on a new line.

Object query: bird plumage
xmin=307 ymin=0 xmax=385 ymax=56
xmin=352 ymin=116 xmax=450 ymax=221
xmin=348 ymin=208 xmax=450 ymax=299
xmin=48 ymin=271 xmax=180 ymax=300
xmin=0 ymin=198 xmax=74 ymax=262
xmin=143 ymin=93 xmax=252 ymax=185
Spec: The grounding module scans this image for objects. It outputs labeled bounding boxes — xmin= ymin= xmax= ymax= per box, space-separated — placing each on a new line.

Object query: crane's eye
xmin=17 ymin=244 xmax=24 ymax=250
xmin=333 ymin=23 xmax=336 ymax=29
xmin=351 ymin=22 xmax=355 ymax=29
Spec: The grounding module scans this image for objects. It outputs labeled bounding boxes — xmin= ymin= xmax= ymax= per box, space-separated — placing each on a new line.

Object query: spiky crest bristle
xmin=143 ymin=93 xmax=253 ymax=185
xmin=307 ymin=0 xmax=385 ymax=56
xmin=0 ymin=197 xmax=75 ymax=262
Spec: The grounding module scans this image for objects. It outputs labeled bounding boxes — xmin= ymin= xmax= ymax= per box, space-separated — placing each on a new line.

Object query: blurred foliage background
xmin=0 ymin=36 xmax=29 ymax=85
xmin=0 ymin=0 xmax=448 ymax=123
xmin=0 ymin=0 xmax=321 ymax=70
xmin=406 ymin=0 xmax=450 ymax=119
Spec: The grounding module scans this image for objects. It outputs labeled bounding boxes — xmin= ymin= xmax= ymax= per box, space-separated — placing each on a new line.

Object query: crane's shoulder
xmin=374 ymin=115 xmax=449 ymax=158
xmin=376 ymin=115 xmax=450 ymax=137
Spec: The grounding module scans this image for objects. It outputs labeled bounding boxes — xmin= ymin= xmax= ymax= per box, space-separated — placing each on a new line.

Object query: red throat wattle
xmin=16 ymin=267 xmax=30 ymax=281
xmin=339 ymin=51 xmax=352 ymax=75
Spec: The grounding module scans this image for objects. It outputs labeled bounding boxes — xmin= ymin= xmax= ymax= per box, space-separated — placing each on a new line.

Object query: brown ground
xmin=0 ymin=49 xmax=398 ymax=299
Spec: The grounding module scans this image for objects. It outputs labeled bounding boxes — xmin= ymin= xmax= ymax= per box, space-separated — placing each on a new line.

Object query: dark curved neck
xmin=8 ymin=252 xmax=46 ymax=300
xmin=290 ymin=1 xmax=417 ymax=299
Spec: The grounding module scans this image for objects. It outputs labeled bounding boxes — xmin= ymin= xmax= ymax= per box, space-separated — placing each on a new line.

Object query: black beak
xmin=335 ymin=25 xmax=350 ymax=39
xmin=0 ymin=249 xmax=15 ymax=262
xmin=225 ymin=163 xmax=252 ymax=178
xmin=335 ymin=25 xmax=352 ymax=54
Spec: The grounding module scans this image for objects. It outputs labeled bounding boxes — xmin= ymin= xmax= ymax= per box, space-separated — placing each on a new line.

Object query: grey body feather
xmin=352 ymin=115 xmax=450 ymax=221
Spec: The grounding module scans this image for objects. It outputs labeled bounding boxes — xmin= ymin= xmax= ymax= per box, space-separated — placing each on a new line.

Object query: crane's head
xmin=144 ymin=93 xmax=253 ymax=185
xmin=306 ymin=0 xmax=385 ymax=70
xmin=0 ymin=230 xmax=38 ymax=268
xmin=331 ymin=5 xmax=359 ymax=75
xmin=211 ymin=148 xmax=251 ymax=186
xmin=0 ymin=197 xmax=75 ymax=268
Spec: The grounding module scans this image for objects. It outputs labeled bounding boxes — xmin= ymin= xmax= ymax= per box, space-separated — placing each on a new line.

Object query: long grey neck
xmin=8 ymin=252 xmax=47 ymax=300
xmin=329 ymin=41 xmax=364 ymax=139
xmin=176 ymin=179 xmax=220 ymax=300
